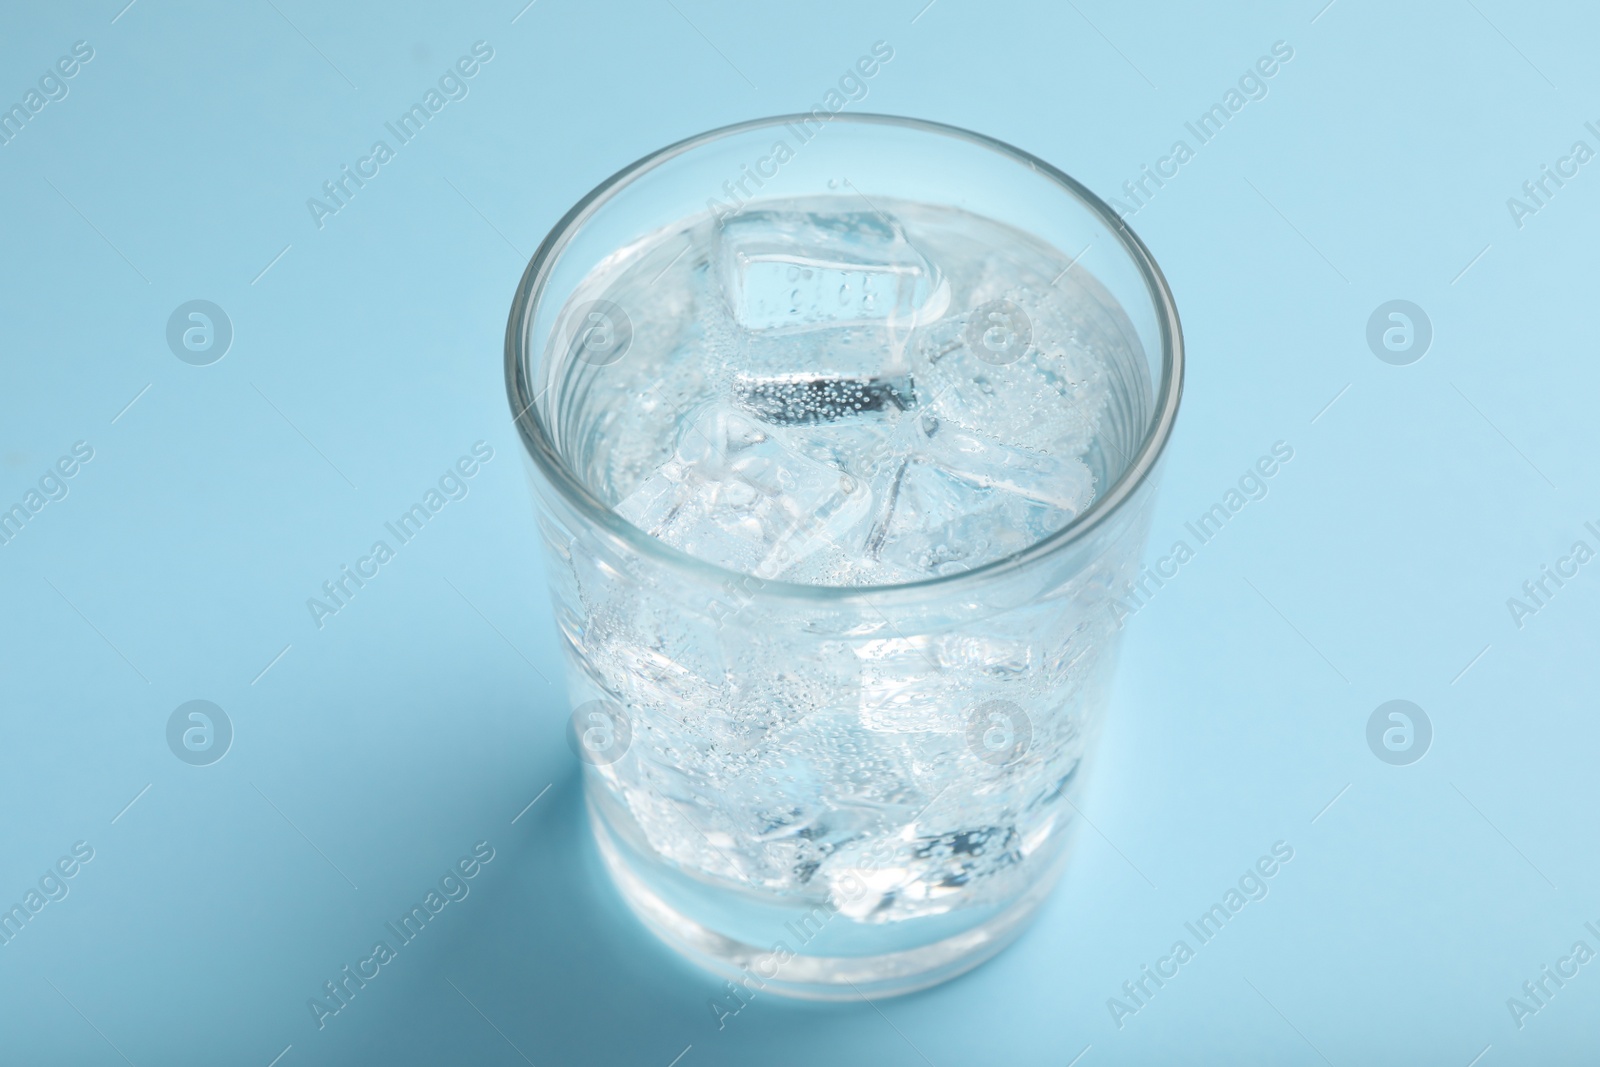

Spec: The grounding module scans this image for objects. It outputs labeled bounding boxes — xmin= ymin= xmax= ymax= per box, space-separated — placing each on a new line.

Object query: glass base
xmin=589 ymin=801 xmax=1069 ymax=1001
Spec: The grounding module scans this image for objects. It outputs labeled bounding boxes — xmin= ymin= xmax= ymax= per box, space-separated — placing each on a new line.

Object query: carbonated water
xmin=548 ymin=196 xmax=1149 ymax=940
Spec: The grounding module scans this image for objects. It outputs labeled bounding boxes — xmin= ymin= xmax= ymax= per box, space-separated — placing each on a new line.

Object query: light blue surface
xmin=2 ymin=1 xmax=1597 ymax=1063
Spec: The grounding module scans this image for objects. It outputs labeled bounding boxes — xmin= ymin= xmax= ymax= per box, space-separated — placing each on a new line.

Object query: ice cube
xmin=714 ymin=211 xmax=951 ymax=433
xmin=586 ymin=593 xmax=728 ymax=720
xmin=856 ymin=634 xmax=960 ymax=734
xmin=854 ymin=631 xmax=1032 ymax=738
xmin=930 ymin=427 xmax=1097 ymax=513
xmin=717 ymin=209 xmax=948 ymax=332
xmin=915 ymin=288 xmax=1111 ymax=457
xmin=613 ymin=405 xmax=873 ymax=578
xmin=820 ymin=821 xmax=1025 ymax=921
xmin=862 ymin=441 xmax=1093 ymax=578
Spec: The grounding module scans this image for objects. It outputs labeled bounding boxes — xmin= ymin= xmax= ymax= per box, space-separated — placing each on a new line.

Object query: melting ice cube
xmin=717 ymin=209 xmax=948 ymax=333
xmin=614 ymin=405 xmax=873 ymax=579
xmin=861 ymin=431 xmax=1095 ymax=579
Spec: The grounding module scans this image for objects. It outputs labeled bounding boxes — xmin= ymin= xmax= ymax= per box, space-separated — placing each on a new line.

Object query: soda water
xmin=545 ymin=196 xmax=1151 ymax=951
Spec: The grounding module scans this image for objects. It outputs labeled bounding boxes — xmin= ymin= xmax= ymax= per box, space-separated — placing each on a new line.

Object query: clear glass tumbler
xmin=507 ymin=115 xmax=1182 ymax=999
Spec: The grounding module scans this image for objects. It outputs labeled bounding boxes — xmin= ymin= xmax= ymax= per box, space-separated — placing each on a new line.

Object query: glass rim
xmin=505 ymin=113 xmax=1184 ymax=602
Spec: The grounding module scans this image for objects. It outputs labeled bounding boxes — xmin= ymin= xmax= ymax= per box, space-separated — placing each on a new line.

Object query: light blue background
xmin=3 ymin=1 xmax=1597 ymax=1063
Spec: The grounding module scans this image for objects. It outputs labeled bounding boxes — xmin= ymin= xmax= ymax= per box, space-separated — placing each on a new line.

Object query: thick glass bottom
xmin=589 ymin=798 xmax=1070 ymax=1001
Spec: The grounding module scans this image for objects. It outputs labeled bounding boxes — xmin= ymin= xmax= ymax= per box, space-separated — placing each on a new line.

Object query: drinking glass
xmin=506 ymin=115 xmax=1182 ymax=999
